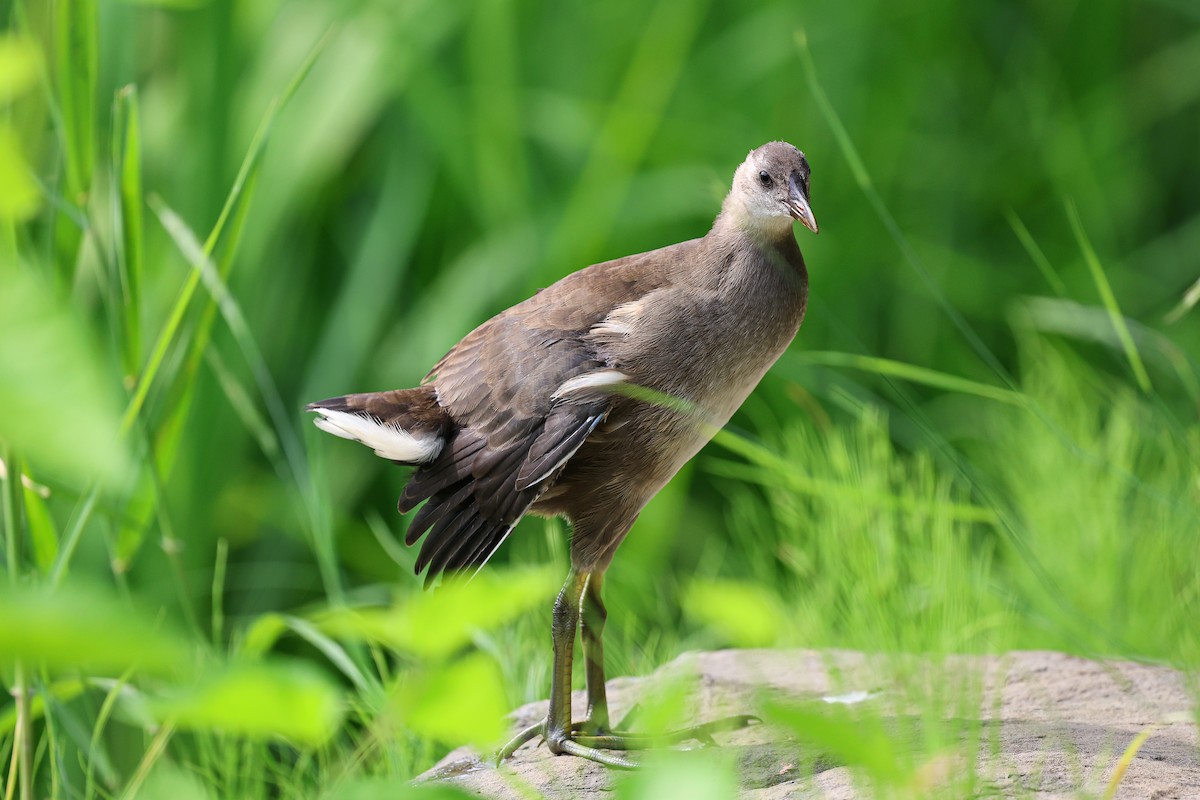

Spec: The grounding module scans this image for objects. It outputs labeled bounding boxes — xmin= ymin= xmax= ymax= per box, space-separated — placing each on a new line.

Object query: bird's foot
xmin=495 ymin=712 xmax=760 ymax=768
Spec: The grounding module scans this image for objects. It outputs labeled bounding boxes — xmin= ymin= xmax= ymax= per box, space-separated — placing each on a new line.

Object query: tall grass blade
xmin=22 ymin=477 xmax=57 ymax=574
xmin=1164 ymin=275 xmax=1200 ymax=324
xmin=112 ymin=85 xmax=144 ymax=383
xmin=53 ymin=0 xmax=96 ymax=201
xmin=1006 ymin=209 xmax=1067 ymax=296
xmin=1065 ymin=198 xmax=1152 ymax=393
xmin=786 ymin=351 xmax=1026 ymax=406
xmin=794 ymin=29 xmax=1015 ymax=389
xmin=120 ymin=29 xmax=330 ymax=437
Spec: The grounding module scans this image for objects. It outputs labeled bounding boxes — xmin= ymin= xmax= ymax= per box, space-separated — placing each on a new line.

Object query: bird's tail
xmin=305 ymin=385 xmax=450 ymax=465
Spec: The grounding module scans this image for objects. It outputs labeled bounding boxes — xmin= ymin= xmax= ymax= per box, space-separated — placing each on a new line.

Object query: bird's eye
xmin=758 ymin=170 xmax=772 ymax=187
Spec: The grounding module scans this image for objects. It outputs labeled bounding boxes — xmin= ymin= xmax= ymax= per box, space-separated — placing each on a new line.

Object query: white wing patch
xmin=551 ymin=369 xmax=628 ymax=400
xmin=312 ymin=408 xmax=443 ymax=463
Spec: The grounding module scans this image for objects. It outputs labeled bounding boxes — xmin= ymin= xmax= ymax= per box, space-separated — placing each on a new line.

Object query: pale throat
xmin=721 ymin=194 xmax=795 ymax=241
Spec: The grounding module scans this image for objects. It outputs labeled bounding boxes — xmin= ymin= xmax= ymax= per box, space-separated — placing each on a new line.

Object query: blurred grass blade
xmin=0 ymin=583 xmax=190 ymax=674
xmin=1017 ymin=297 xmax=1200 ymax=403
xmin=49 ymin=485 xmax=99 ymax=586
xmin=152 ymin=661 xmax=344 ymax=746
xmin=112 ymin=85 xmax=145 ymax=382
xmin=241 ymin=613 xmax=373 ymax=693
xmin=1006 ymin=209 xmax=1067 ymax=296
xmin=120 ymin=30 xmax=330 ymax=437
xmin=786 ymin=351 xmax=1026 ymax=406
xmin=547 ymin=0 xmax=708 ymax=265
xmin=1065 ymin=198 xmax=1152 ymax=393
xmin=317 ymin=567 xmax=556 ymax=660
xmin=205 ymin=348 xmax=281 ymax=467
xmin=795 ymin=28 xmax=1014 ymax=389
xmin=708 ymin=430 xmax=998 ymax=524
xmin=1164 ymin=275 xmax=1200 ymax=324
xmin=393 ymin=652 xmax=507 ymax=748
xmin=1103 ymin=725 xmax=1158 ymax=800
xmin=0 ymin=678 xmax=85 ymax=736
xmin=54 ymin=0 xmax=97 ymax=200
xmin=0 ymin=269 xmax=130 ymax=489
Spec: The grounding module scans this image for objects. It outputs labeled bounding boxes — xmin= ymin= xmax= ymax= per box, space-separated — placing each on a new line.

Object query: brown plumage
xmin=307 ymin=141 xmax=818 ymax=765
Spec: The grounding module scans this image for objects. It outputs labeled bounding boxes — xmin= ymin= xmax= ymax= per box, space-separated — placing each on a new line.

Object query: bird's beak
xmin=786 ymin=174 xmax=819 ymax=234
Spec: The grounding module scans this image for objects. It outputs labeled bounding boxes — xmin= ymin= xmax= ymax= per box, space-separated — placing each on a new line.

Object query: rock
xmin=417 ymin=650 xmax=1199 ymax=799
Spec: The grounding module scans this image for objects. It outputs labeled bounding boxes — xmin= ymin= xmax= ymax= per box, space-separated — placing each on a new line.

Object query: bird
xmin=306 ymin=141 xmax=818 ymax=767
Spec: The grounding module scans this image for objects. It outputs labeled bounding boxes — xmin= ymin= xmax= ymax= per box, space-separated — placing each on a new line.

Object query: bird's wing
xmin=399 ymin=251 xmax=676 ymax=584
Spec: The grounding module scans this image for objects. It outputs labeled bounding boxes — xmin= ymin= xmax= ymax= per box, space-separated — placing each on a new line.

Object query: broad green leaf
xmin=318 ymin=567 xmax=556 ymax=660
xmin=328 ymin=779 xmax=480 ymax=800
xmin=0 ymin=35 xmax=40 ymax=103
xmin=0 ymin=584 xmax=190 ymax=674
xmin=137 ymin=764 xmax=211 ymax=800
xmin=241 ymin=612 xmax=288 ymax=656
xmin=684 ymin=579 xmax=781 ymax=648
xmin=240 ymin=612 xmax=372 ymax=692
xmin=616 ymin=751 xmax=738 ymax=800
xmin=393 ymin=652 xmax=508 ymax=748
xmin=153 ymin=660 xmax=344 ymax=746
xmin=764 ymin=698 xmax=909 ymax=786
xmin=0 ymin=124 xmax=40 ymax=220
xmin=0 ymin=269 xmax=130 ymax=488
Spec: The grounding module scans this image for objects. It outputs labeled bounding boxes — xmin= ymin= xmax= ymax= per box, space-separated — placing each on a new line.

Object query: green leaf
xmin=0 ymin=584 xmax=190 ymax=674
xmin=153 ymin=660 xmax=344 ymax=746
xmin=764 ymin=698 xmax=909 ymax=787
xmin=615 ymin=750 xmax=739 ymax=800
xmin=240 ymin=612 xmax=373 ymax=692
xmin=327 ymin=779 xmax=480 ymax=800
xmin=393 ymin=652 xmax=508 ymax=749
xmin=0 ymin=35 xmax=40 ymax=103
xmin=136 ymin=764 xmax=211 ymax=800
xmin=0 ymin=269 xmax=131 ymax=489
xmin=684 ymin=579 xmax=782 ymax=648
xmin=317 ymin=567 xmax=556 ymax=660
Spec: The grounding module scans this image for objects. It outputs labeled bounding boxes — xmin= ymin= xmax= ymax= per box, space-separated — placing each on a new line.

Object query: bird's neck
xmin=712 ymin=199 xmax=798 ymax=248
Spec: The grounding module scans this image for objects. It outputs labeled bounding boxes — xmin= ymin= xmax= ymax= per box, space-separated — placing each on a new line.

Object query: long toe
xmin=496 ymin=721 xmax=545 ymax=764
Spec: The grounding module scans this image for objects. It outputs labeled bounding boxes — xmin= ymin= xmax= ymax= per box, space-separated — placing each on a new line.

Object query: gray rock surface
xmin=418 ymin=650 xmax=1199 ymax=798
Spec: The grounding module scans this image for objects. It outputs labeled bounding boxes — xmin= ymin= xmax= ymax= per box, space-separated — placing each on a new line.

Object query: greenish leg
xmin=579 ymin=570 xmax=610 ymax=734
xmin=496 ymin=569 xmax=758 ymax=769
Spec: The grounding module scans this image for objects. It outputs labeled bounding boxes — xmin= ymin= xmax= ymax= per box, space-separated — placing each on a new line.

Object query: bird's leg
xmin=497 ymin=570 xmax=755 ymax=768
xmin=577 ymin=570 xmax=610 ymax=735
xmin=497 ymin=569 xmax=636 ymax=768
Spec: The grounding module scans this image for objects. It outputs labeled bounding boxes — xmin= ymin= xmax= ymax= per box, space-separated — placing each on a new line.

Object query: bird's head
xmin=725 ymin=141 xmax=818 ymax=237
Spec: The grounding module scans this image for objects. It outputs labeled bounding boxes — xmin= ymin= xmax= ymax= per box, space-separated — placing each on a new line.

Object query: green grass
xmin=2 ymin=1 xmax=1199 ymax=798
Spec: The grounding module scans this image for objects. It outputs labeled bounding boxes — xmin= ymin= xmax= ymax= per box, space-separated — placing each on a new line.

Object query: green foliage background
xmin=1 ymin=0 xmax=1198 ymax=797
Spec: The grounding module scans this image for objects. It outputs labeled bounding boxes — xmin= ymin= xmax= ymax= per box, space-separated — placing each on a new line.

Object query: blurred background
xmin=1 ymin=0 xmax=1198 ymax=797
